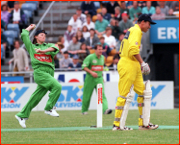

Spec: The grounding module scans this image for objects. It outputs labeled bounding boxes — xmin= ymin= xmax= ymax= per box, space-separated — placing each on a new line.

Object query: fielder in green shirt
xmin=15 ymin=24 xmax=62 ymax=128
xmin=81 ymin=44 xmax=112 ymax=115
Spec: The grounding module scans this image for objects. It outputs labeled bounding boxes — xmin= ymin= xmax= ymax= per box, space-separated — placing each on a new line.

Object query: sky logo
xmin=115 ymin=85 xmax=165 ymax=107
xmin=1 ymin=87 xmax=28 ymax=108
xmin=55 ymin=85 xmax=83 ymax=108
xmin=131 ymin=85 xmax=165 ymax=107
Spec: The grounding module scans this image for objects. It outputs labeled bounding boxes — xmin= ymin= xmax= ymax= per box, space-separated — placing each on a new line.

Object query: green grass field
xmin=1 ymin=109 xmax=179 ymax=144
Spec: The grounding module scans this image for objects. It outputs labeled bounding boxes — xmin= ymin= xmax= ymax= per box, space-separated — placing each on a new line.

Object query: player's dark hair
xmin=94 ymin=44 xmax=102 ymax=50
xmin=32 ymin=37 xmax=37 ymax=44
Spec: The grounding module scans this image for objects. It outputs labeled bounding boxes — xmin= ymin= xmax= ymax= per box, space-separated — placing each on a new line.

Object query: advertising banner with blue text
xmin=1 ymin=81 xmax=173 ymax=112
xmin=150 ymin=19 xmax=179 ymax=43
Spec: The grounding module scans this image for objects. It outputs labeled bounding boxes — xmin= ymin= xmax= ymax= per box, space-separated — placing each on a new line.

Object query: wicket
xmin=97 ymin=83 xmax=102 ymax=128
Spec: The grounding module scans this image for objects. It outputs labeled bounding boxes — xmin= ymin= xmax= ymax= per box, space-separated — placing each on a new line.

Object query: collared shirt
xmin=68 ymin=18 xmax=81 ymax=33
xmin=78 ymin=13 xmax=87 ymax=24
xmin=119 ymin=19 xmax=134 ymax=33
xmin=103 ymin=34 xmax=116 ymax=47
xmin=13 ymin=9 xmax=21 ymax=21
xmin=35 ymin=43 xmax=47 ymax=46
xmin=82 ymin=53 xmax=104 ymax=78
xmin=70 ymin=14 xmax=87 ymax=25
xmin=119 ymin=24 xmax=143 ymax=62
xmin=142 ymin=6 xmax=156 ymax=15
xmin=21 ymin=29 xmax=59 ymax=70
xmin=129 ymin=6 xmax=142 ymax=21
xmin=83 ymin=21 xmax=95 ymax=30
xmin=95 ymin=19 xmax=109 ymax=32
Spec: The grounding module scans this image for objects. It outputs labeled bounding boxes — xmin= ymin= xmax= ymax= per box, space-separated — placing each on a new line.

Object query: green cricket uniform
xmin=16 ymin=29 xmax=62 ymax=118
xmin=81 ymin=53 xmax=108 ymax=113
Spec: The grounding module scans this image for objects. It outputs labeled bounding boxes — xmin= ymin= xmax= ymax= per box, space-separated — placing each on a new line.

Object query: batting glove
xmin=141 ymin=62 xmax=150 ymax=75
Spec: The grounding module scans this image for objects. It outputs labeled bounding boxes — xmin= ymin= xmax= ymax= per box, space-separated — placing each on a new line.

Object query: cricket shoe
xmin=15 ymin=115 xmax=26 ymax=128
xmin=82 ymin=112 xmax=88 ymax=115
xmin=139 ymin=122 xmax=159 ymax=130
xmin=45 ymin=107 xmax=59 ymax=117
xmin=112 ymin=125 xmax=133 ymax=131
xmin=104 ymin=109 xmax=112 ymax=114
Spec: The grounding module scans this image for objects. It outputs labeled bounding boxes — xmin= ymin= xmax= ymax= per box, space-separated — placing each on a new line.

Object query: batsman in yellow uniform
xmin=113 ymin=14 xmax=159 ymax=130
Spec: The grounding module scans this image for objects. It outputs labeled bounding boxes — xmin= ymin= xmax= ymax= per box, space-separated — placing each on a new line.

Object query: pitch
xmin=1 ymin=109 xmax=179 ymax=144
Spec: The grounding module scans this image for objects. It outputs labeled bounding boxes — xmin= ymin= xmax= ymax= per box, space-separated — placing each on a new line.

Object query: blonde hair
xmin=56 ymin=42 xmax=64 ymax=49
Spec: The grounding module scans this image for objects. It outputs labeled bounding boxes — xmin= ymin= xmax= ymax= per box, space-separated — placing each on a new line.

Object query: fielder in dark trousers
xmin=15 ymin=24 xmax=62 ymax=128
xmin=81 ymin=44 xmax=112 ymax=115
